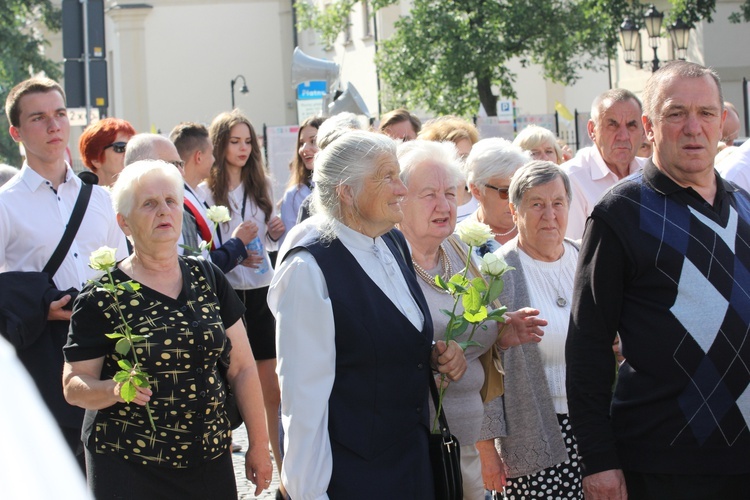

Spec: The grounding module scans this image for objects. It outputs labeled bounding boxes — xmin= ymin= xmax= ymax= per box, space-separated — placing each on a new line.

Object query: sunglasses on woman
xmin=484 ymin=183 xmax=510 ymax=200
xmin=104 ymin=141 xmax=128 ymax=154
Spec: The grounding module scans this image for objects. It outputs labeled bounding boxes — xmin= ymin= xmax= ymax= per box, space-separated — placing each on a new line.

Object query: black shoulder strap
xmin=42 ymin=182 xmax=93 ymax=277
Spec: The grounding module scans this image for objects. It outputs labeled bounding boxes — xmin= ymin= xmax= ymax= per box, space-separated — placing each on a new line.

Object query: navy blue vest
xmin=296 ymin=230 xmax=436 ymax=498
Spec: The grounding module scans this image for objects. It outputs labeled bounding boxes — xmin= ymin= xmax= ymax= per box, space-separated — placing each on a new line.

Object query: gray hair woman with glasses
xmin=464 ymin=138 xmax=528 ymax=256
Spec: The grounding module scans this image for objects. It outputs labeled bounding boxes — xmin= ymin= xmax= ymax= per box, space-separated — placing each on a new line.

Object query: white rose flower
xmin=89 ymin=246 xmax=117 ymax=271
xmin=479 ymin=253 xmax=509 ymax=277
xmin=456 ymin=219 xmax=493 ymax=247
xmin=206 ymin=205 xmax=231 ymax=224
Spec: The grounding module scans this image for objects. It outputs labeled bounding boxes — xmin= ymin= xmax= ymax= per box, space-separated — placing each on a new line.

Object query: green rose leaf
xmin=102 ymin=283 xmax=117 ymax=293
xmin=457 ymin=340 xmax=482 ymax=350
xmin=115 ymin=338 xmax=132 ymax=355
xmin=486 ymin=307 xmax=508 ymax=323
xmin=130 ymin=334 xmax=149 ymax=343
xmin=462 ymin=287 xmax=483 ymax=313
xmin=120 ymin=381 xmax=136 ymax=402
xmin=470 ymin=277 xmax=487 ymax=294
xmin=113 ymin=370 xmax=130 ymax=383
xmin=435 ymin=274 xmax=450 ymax=291
xmin=486 ymin=279 xmax=504 ymax=304
xmin=118 ymin=281 xmax=141 ymax=293
xmin=132 ymin=374 xmax=150 ymax=388
xmin=117 ymin=359 xmax=133 ymax=371
xmin=449 ymin=273 xmax=469 ymax=288
xmin=105 ymin=333 xmax=125 ymax=339
xmin=464 ymin=306 xmax=488 ymax=323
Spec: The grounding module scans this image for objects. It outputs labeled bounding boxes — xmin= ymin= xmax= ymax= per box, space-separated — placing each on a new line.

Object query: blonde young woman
xmin=198 ymin=110 xmax=286 ymax=497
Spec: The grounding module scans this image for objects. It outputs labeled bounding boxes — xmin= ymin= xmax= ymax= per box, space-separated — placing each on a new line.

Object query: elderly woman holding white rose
xmin=62 ymin=160 xmax=272 ymax=499
xmin=396 ymin=140 xmax=547 ymax=499
xmin=478 ymin=160 xmax=583 ymax=499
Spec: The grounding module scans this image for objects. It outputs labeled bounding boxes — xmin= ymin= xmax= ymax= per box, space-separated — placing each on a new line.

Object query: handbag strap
xmin=42 ymin=182 xmax=93 ymax=277
xmin=429 ymin=373 xmax=454 ymax=440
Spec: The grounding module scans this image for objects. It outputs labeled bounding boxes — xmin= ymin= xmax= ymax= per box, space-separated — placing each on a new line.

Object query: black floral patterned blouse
xmin=64 ymin=257 xmax=245 ymax=468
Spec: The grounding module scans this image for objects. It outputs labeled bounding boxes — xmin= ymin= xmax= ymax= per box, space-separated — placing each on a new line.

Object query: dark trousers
xmin=624 ymin=469 xmax=750 ymax=500
xmin=60 ymin=425 xmax=86 ymax=474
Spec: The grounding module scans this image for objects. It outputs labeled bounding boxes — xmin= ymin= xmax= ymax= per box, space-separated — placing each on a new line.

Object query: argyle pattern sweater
xmin=567 ymin=161 xmax=750 ymax=476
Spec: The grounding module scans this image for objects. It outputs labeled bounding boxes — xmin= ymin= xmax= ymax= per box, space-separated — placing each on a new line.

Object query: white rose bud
xmin=206 ymin=205 xmax=231 ymax=224
xmin=479 ymin=253 xmax=508 ymax=277
xmin=456 ymin=219 xmax=493 ymax=247
xmin=89 ymin=246 xmax=117 ymax=271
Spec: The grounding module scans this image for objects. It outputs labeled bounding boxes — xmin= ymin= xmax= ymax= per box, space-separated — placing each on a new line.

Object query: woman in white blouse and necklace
xmin=268 ymin=130 xmax=466 ymax=499
xmin=478 ymin=160 xmax=583 ymax=499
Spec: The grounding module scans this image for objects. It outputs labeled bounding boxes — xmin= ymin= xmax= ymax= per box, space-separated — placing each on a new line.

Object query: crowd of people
xmin=1 ymin=59 xmax=749 ymax=500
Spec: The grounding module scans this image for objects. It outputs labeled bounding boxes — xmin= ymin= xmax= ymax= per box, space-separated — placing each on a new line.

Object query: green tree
xmin=295 ymin=0 xmax=749 ymax=117
xmin=0 ymin=1 xmax=61 ymax=166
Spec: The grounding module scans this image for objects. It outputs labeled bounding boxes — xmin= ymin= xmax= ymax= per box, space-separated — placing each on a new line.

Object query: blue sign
xmin=297 ymin=81 xmax=327 ymax=100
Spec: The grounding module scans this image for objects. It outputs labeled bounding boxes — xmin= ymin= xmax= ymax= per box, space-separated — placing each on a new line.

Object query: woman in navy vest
xmin=268 ymin=130 xmax=467 ymax=499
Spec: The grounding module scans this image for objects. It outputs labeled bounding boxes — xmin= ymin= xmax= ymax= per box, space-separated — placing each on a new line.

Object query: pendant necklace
xmin=412 ymin=244 xmax=453 ymax=293
xmin=538 ymin=253 xmax=568 ymax=308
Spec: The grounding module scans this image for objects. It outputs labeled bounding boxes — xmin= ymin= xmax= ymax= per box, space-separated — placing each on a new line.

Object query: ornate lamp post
xmin=619 ymin=4 xmax=691 ymax=72
xmin=230 ymin=75 xmax=249 ymax=109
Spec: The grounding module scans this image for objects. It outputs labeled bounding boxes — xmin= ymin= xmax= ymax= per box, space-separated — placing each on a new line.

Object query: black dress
xmin=64 ymin=257 xmax=245 ymax=499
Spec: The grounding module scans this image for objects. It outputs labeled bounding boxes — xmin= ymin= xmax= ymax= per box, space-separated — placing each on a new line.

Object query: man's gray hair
xmin=642 ymin=61 xmax=723 ymax=123
xmin=465 ymin=138 xmax=527 ymax=195
xmin=508 ymin=160 xmax=572 ymax=207
xmin=590 ymin=88 xmax=642 ymax=124
xmin=397 ymin=140 xmax=464 ymax=190
xmin=311 ymin=130 xmax=396 ymax=231
xmin=124 ymin=133 xmax=173 ymax=165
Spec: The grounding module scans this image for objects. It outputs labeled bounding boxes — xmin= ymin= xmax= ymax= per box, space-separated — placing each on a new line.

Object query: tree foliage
xmin=0 ymin=1 xmax=61 ymax=165
xmin=295 ymin=0 xmax=750 ymax=117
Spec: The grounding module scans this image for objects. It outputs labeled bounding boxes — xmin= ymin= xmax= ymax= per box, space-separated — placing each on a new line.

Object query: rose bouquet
xmin=432 ymin=219 xmax=513 ymax=431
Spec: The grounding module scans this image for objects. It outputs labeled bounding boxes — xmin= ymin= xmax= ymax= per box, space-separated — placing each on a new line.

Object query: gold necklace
xmin=412 ymin=244 xmax=453 ymax=292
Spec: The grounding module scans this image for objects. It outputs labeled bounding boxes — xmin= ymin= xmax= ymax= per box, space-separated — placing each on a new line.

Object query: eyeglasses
xmin=168 ymin=159 xmax=185 ymax=169
xmin=484 ymin=183 xmax=510 ymax=200
xmin=103 ymin=141 xmax=128 ymax=154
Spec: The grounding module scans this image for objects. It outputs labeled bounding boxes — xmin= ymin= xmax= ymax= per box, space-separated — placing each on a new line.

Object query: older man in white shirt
xmin=0 ymin=77 xmax=127 ymax=466
xmin=562 ymin=89 xmax=647 ymax=240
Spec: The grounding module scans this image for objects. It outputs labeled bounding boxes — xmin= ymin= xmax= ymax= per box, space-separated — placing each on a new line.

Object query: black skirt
xmin=85 ymin=448 xmax=237 ymax=500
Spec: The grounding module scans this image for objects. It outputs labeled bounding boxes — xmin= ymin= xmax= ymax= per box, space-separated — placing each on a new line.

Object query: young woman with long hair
xmin=199 ymin=110 xmax=286 ymax=497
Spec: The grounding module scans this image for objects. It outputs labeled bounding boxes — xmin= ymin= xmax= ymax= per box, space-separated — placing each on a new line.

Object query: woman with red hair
xmin=78 ymin=117 xmax=136 ymax=186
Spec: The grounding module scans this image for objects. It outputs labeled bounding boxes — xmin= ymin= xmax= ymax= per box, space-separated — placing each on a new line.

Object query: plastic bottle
xmin=245 ymin=236 xmax=269 ymax=274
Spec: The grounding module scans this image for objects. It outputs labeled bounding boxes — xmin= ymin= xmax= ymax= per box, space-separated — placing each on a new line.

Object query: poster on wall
xmin=265 ymin=125 xmax=299 ymax=201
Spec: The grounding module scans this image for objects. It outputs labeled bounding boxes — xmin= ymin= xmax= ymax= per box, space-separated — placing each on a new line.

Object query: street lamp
xmin=230 ymin=75 xmax=249 ymax=109
xmin=619 ymin=4 xmax=692 ymax=72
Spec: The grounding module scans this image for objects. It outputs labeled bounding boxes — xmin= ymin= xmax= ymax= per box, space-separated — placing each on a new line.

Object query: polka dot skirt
xmin=504 ymin=414 xmax=583 ymax=499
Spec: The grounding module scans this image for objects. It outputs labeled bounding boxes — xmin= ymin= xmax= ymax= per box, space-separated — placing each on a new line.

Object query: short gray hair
xmin=465 ymin=138 xmax=527 ymax=194
xmin=312 ymin=130 xmax=397 ymax=225
xmin=111 ymin=160 xmax=184 ymax=217
xmin=508 ymin=160 xmax=572 ymax=207
xmin=0 ymin=164 xmax=18 ymax=187
xmin=397 ymin=140 xmax=464 ymax=189
xmin=590 ymin=88 xmax=641 ymax=123
xmin=642 ymin=61 xmax=723 ymax=124
xmin=124 ymin=133 xmax=174 ymax=165
xmin=513 ymin=125 xmax=562 ymax=163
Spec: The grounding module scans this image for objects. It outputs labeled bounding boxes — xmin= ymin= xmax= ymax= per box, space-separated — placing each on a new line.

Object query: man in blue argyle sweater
xmin=566 ymin=60 xmax=750 ymax=499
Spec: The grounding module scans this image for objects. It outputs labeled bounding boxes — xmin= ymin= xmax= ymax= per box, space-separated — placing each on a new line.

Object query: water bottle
xmin=245 ymin=236 xmax=269 ymax=274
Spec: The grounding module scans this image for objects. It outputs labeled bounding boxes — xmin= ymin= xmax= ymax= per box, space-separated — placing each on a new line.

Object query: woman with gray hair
xmin=478 ymin=160 xmax=583 ymax=499
xmin=268 ymin=130 xmax=467 ymax=499
xmin=465 ymin=138 xmax=528 ymax=255
xmin=62 ymin=160 xmax=273 ymax=499
xmin=397 ymin=140 xmax=546 ymax=499
xmin=513 ymin=124 xmax=563 ymax=164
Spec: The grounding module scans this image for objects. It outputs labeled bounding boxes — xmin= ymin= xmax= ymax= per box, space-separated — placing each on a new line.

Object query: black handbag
xmin=190 ymin=256 xmax=243 ymax=430
xmin=429 ymin=374 xmax=463 ymax=500
xmin=0 ymin=183 xmax=92 ymax=349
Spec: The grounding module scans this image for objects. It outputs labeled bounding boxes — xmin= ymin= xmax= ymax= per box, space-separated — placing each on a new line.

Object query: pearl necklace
xmin=412 ymin=244 xmax=453 ymax=292
xmin=493 ymin=224 xmax=517 ymax=237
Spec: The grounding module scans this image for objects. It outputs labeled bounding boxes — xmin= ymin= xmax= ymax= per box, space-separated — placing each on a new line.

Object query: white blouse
xmin=198 ymin=182 xmax=278 ymax=290
xmin=267 ymin=221 xmax=423 ymax=500
xmin=518 ymin=240 xmax=578 ymax=414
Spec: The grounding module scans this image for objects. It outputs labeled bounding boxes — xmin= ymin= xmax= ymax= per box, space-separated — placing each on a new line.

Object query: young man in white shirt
xmin=0 ymin=77 xmax=127 ymax=465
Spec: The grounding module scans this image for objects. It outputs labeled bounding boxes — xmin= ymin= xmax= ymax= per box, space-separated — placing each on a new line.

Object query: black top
xmin=64 ymin=257 xmax=245 ymax=468
xmin=566 ymin=161 xmax=750 ymax=477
